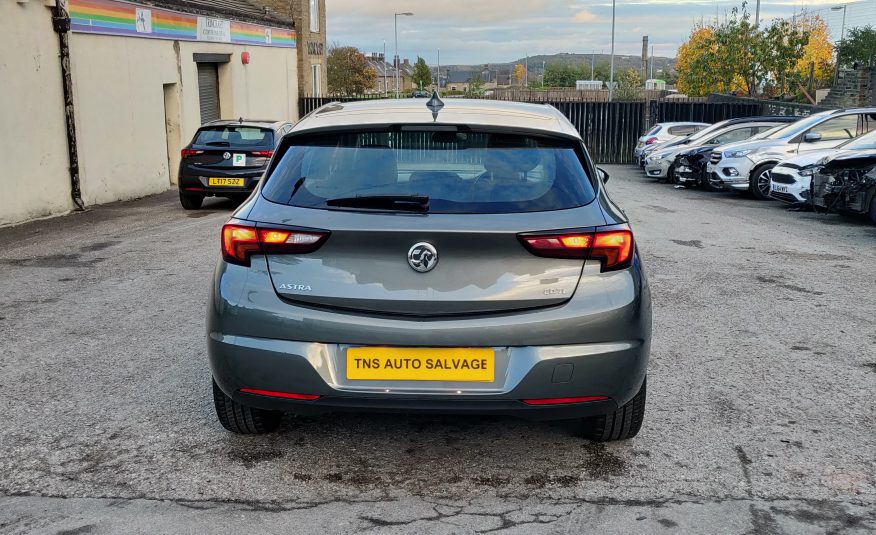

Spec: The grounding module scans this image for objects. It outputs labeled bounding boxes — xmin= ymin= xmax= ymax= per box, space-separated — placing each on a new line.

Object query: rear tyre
xmin=212 ymin=379 xmax=282 ymax=434
xmin=179 ymin=190 xmax=204 ymax=210
xmin=749 ymin=164 xmax=775 ymax=201
xmin=581 ymin=377 xmax=646 ymax=442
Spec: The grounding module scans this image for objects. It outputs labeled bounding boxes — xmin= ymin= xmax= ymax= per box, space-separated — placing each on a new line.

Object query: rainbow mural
xmin=69 ymin=0 xmax=296 ymax=48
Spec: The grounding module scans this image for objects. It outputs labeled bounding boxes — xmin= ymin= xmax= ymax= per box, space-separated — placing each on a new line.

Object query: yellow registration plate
xmin=208 ymin=177 xmax=245 ymax=187
xmin=347 ymin=347 xmax=494 ymax=382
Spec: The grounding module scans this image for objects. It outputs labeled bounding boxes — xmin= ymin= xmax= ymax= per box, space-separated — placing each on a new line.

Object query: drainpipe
xmin=52 ymin=0 xmax=85 ymax=211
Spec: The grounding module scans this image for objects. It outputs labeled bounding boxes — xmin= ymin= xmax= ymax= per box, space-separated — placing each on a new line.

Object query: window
xmin=668 ymin=125 xmax=701 ymax=135
xmin=709 ymin=127 xmax=754 ymax=145
xmin=309 ymin=0 xmax=319 ymax=32
xmin=311 ymin=64 xmax=321 ymax=96
xmin=194 ymin=126 xmax=274 ymax=147
xmin=807 ymin=115 xmax=859 ymax=142
xmin=263 ymin=130 xmax=596 ymax=214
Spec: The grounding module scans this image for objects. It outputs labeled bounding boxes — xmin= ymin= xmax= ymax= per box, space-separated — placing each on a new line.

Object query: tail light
xmin=644 ymin=137 xmax=658 ymax=145
xmin=221 ymin=223 xmax=329 ymax=266
xmin=519 ymin=228 xmax=634 ymax=271
xmin=181 ymin=148 xmax=203 ymax=158
xmin=251 ymin=150 xmax=274 ymax=157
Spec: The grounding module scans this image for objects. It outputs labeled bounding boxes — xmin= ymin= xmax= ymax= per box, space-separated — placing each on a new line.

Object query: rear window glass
xmin=262 ymin=130 xmax=596 ymax=214
xmin=194 ymin=126 xmax=273 ymax=147
xmin=668 ymin=125 xmax=701 ymax=135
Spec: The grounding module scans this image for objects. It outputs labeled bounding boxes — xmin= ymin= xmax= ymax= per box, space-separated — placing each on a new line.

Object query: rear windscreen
xmin=194 ymin=126 xmax=273 ymax=147
xmin=262 ymin=130 xmax=596 ymax=214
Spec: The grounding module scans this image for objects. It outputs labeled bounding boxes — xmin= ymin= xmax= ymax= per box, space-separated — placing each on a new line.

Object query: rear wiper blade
xmin=324 ymin=194 xmax=430 ymax=212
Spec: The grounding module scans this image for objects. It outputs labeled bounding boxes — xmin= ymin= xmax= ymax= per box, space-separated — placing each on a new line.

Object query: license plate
xmin=347 ymin=347 xmax=494 ymax=382
xmin=208 ymin=178 xmax=245 ymax=187
xmin=771 ymin=184 xmax=788 ymax=193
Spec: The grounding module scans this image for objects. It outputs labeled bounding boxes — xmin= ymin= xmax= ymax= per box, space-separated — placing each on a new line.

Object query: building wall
xmin=290 ymin=0 xmax=327 ymax=95
xmin=0 ymin=2 xmax=75 ymax=226
xmin=68 ymin=34 xmax=298 ymax=206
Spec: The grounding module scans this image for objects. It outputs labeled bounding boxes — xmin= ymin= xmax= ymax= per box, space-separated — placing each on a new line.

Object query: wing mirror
xmin=597 ymin=167 xmax=610 ymax=183
xmin=803 ymin=132 xmax=823 ymax=143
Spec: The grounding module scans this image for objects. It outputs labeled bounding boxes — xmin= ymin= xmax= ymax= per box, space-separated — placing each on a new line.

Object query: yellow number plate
xmin=347 ymin=347 xmax=494 ymax=382
xmin=208 ymin=178 xmax=245 ymax=187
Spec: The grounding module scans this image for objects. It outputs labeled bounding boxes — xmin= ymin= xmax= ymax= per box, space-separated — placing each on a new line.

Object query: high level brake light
xmin=221 ymin=223 xmax=329 ymax=266
xmin=519 ymin=228 xmax=634 ymax=271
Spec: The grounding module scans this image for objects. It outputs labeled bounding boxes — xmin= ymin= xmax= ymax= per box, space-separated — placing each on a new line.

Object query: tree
xmin=838 ymin=25 xmax=876 ymax=67
xmin=327 ymin=45 xmax=376 ymax=96
xmin=544 ymin=64 xmax=577 ymax=87
xmin=796 ymin=17 xmax=835 ymax=88
xmin=615 ymin=69 xmax=643 ymax=100
xmin=676 ymin=26 xmax=723 ymax=96
xmin=412 ymin=57 xmax=432 ymax=89
xmin=513 ymin=64 xmax=527 ymax=86
xmin=466 ymin=73 xmax=485 ymax=96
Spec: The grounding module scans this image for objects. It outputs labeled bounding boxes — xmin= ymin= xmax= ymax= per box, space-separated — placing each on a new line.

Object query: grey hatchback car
xmin=208 ymin=97 xmax=652 ymax=441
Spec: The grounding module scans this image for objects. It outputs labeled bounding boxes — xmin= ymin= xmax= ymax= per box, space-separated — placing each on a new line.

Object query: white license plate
xmin=771 ymin=184 xmax=789 ymax=193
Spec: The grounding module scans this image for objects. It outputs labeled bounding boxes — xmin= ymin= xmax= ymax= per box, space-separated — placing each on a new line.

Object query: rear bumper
xmin=178 ymin=169 xmax=265 ymax=195
xmin=208 ymin=256 xmax=651 ymax=419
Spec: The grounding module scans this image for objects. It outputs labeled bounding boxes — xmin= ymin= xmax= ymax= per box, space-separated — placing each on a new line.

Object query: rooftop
xmin=293 ymin=99 xmax=580 ymax=139
xmin=147 ymin=0 xmax=291 ymax=27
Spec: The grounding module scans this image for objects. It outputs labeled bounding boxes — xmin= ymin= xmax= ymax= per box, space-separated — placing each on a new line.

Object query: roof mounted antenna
xmin=239 ymin=117 xmax=243 ymax=124
xmin=426 ymin=90 xmax=444 ymax=122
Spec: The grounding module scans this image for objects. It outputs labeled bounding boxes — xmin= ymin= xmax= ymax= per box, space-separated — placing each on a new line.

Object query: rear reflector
xmin=519 ymin=227 xmax=634 ymax=271
xmin=522 ymin=395 xmax=608 ymax=405
xmin=240 ymin=388 xmax=320 ymax=401
xmin=221 ymin=223 xmax=329 ymax=266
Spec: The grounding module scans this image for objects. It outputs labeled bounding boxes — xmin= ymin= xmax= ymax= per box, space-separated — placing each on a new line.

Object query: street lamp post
xmin=394 ymin=12 xmax=414 ymax=98
xmin=608 ymin=0 xmax=616 ymax=101
xmin=831 ymin=5 xmax=847 ymax=85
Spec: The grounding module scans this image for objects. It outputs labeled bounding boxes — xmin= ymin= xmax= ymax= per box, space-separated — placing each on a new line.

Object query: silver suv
xmin=208 ymin=97 xmax=652 ymax=441
xmin=708 ymin=108 xmax=876 ymax=199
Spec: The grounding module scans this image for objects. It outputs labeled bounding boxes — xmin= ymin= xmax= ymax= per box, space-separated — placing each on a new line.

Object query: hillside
xmin=443 ymin=52 xmax=676 ymax=78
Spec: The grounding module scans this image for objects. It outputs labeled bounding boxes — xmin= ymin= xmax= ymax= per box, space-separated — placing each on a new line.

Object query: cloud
xmin=572 ymin=9 xmax=600 ymax=22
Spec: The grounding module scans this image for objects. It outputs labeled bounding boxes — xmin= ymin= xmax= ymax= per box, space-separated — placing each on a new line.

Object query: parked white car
xmin=707 ymin=108 xmax=876 ymax=199
xmin=634 ymin=122 xmax=708 ymax=165
xmin=769 ymin=129 xmax=876 ymax=205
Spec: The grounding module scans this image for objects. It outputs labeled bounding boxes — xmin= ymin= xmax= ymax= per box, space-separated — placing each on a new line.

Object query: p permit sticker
xmin=232 ymin=153 xmax=246 ymax=167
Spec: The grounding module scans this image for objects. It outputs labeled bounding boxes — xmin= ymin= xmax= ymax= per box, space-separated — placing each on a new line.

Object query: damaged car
xmin=811 ymin=150 xmax=876 ymax=223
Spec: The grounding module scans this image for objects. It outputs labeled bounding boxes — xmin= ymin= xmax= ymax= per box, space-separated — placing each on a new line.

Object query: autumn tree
xmin=513 ymin=64 xmax=527 ymax=86
xmin=412 ymin=57 xmax=432 ymax=89
xmin=676 ymin=26 xmax=723 ymax=96
xmin=327 ymin=46 xmax=376 ymax=95
xmin=838 ymin=25 xmax=876 ymax=67
xmin=797 ymin=17 xmax=835 ymax=87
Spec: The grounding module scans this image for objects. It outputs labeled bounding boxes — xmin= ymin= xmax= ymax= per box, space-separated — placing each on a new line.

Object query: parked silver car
xmin=208 ymin=97 xmax=652 ymax=441
xmin=634 ymin=122 xmax=708 ymax=165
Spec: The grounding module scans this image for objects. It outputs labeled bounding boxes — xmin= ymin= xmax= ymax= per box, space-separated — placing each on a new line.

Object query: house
xmin=1 ymin=0 xmax=307 ymax=226
xmin=365 ymin=53 xmax=416 ymax=95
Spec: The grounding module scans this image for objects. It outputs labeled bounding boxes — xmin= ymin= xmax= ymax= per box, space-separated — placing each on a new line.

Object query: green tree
xmin=615 ymin=69 xmax=643 ymax=100
xmin=544 ymin=64 xmax=577 ymax=87
xmin=412 ymin=56 xmax=432 ymax=89
xmin=466 ymin=73 xmax=485 ymax=96
xmin=838 ymin=25 xmax=876 ymax=67
xmin=326 ymin=45 xmax=376 ymax=95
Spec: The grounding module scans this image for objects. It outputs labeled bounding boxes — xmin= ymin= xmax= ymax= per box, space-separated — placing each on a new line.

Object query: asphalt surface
xmin=0 ymin=166 xmax=874 ymax=534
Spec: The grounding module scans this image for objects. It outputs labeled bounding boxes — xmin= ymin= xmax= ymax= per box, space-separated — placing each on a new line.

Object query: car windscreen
xmin=840 ymin=130 xmax=876 ymax=150
xmin=193 ymin=126 xmax=274 ymax=147
xmin=262 ymin=130 xmax=596 ymax=214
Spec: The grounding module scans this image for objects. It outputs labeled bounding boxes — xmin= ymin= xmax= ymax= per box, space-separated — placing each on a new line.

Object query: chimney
xmin=403 ymin=58 xmax=410 ymax=66
xmin=642 ymin=36 xmax=649 ymax=80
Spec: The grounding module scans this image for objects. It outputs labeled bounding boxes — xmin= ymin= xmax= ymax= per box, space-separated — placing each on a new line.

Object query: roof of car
xmin=202 ymin=119 xmax=288 ymax=129
xmin=292 ymin=99 xmax=582 ymax=139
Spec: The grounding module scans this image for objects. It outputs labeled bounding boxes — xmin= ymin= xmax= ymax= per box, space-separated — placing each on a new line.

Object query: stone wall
xmin=820 ymin=68 xmax=874 ymax=108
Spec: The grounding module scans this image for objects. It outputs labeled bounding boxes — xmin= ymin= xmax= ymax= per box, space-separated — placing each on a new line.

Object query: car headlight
xmin=799 ymin=166 xmax=821 ymax=177
xmin=724 ymin=149 xmax=754 ymax=158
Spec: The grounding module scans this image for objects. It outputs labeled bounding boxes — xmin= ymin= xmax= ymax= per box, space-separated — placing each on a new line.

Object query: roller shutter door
xmin=197 ymin=63 xmax=220 ymax=124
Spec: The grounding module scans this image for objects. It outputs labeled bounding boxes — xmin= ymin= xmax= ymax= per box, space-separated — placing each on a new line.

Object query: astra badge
xmin=407 ymin=242 xmax=438 ymax=273
xmin=278 ymin=283 xmax=312 ymax=291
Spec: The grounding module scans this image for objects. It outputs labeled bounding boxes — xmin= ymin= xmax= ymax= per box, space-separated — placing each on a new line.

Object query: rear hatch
xmin=252 ymin=127 xmax=607 ymax=317
xmin=186 ymin=125 xmax=274 ymax=174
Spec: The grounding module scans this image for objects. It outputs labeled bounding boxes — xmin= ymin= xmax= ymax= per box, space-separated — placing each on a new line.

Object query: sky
xmin=325 ymin=0 xmax=875 ymax=65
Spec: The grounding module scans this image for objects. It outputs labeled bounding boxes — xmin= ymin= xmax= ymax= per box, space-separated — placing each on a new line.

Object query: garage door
xmin=197 ymin=63 xmax=220 ymax=124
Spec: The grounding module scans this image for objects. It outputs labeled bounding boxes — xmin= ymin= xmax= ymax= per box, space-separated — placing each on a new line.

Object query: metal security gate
xmin=197 ymin=63 xmax=220 ymax=124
